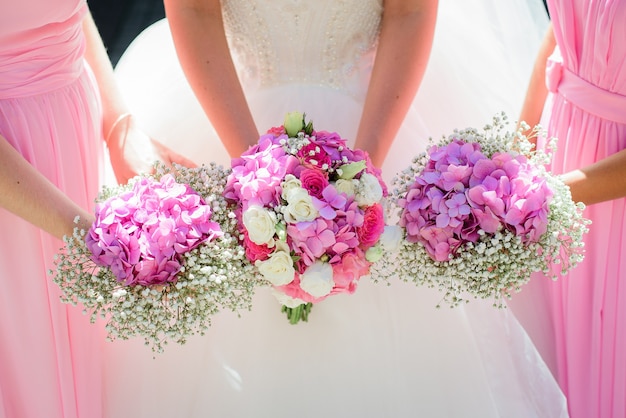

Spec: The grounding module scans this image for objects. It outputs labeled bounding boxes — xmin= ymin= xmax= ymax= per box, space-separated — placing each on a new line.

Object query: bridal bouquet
xmin=225 ymin=112 xmax=390 ymax=323
xmin=52 ymin=163 xmax=256 ymax=352
xmin=381 ymin=114 xmax=589 ymax=307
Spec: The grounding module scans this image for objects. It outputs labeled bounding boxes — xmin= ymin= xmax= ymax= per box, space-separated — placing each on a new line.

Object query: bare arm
xmin=81 ymin=11 xmax=129 ymax=140
xmin=164 ymin=0 xmax=437 ymax=163
xmin=354 ymin=0 xmax=438 ymax=167
xmin=562 ymin=150 xmax=626 ymax=205
xmin=518 ymin=23 xmax=555 ymax=142
xmin=82 ymin=11 xmax=195 ymax=183
xmin=0 ymin=13 xmax=111 ymax=240
xmin=163 ymin=0 xmax=258 ymax=157
xmin=0 ymin=135 xmax=93 ymax=240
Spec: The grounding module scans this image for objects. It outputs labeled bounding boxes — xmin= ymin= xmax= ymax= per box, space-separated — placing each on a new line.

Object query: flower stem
xmin=281 ymin=303 xmax=313 ymax=324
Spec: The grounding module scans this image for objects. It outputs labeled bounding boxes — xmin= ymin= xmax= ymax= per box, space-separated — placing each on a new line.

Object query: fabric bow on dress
xmin=545 ymin=49 xmax=626 ymax=124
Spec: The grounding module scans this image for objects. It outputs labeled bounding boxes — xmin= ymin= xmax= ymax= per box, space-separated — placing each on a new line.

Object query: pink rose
xmin=357 ymin=203 xmax=385 ymax=248
xmin=297 ymin=142 xmax=332 ymax=170
xmin=266 ymin=125 xmax=286 ymax=137
xmin=243 ymin=232 xmax=274 ymax=262
xmin=299 ymin=168 xmax=329 ymax=200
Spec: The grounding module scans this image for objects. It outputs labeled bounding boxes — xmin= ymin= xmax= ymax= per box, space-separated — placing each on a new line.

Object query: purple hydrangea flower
xmin=400 ymin=140 xmax=553 ymax=261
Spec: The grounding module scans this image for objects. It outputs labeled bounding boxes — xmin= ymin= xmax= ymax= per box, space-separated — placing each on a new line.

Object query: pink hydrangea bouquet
xmin=382 ymin=113 xmax=589 ymax=307
xmin=52 ymin=163 xmax=256 ymax=352
xmin=225 ymin=112 xmax=389 ymax=323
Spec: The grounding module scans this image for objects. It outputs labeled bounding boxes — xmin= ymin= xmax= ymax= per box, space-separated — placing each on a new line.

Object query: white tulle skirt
xmin=102 ymin=2 xmax=566 ymax=417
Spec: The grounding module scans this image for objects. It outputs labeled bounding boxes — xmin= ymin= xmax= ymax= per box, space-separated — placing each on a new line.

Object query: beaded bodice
xmin=222 ymin=0 xmax=382 ymax=93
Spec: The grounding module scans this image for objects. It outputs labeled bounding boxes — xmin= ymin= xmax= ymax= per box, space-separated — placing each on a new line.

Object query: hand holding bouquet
xmin=381 ymin=114 xmax=589 ymax=307
xmin=225 ymin=112 xmax=391 ymax=323
xmin=52 ymin=163 xmax=256 ymax=352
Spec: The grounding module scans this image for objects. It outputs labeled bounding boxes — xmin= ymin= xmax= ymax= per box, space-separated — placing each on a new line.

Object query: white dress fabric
xmin=103 ymin=1 xmax=565 ymax=417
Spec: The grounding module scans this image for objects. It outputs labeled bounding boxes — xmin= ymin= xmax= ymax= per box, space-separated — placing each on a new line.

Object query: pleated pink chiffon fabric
xmin=0 ymin=1 xmax=104 ymax=417
xmin=510 ymin=1 xmax=626 ymax=417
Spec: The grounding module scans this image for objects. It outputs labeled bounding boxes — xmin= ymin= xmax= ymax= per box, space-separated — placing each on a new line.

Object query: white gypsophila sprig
xmin=380 ymin=113 xmax=590 ymax=307
xmin=50 ymin=162 xmax=258 ymax=353
xmin=281 ymin=131 xmax=311 ymax=155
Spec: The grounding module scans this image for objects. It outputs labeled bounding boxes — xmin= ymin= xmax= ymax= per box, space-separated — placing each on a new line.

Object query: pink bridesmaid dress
xmin=0 ymin=1 xmax=104 ymax=416
xmin=513 ymin=0 xmax=626 ymax=417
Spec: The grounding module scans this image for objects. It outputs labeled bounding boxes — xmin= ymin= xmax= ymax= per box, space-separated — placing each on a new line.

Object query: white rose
xmin=255 ymin=249 xmax=295 ymax=286
xmin=300 ymin=261 xmax=334 ymax=298
xmin=355 ymin=173 xmax=384 ymax=206
xmin=334 ymin=179 xmax=357 ymax=198
xmin=282 ymin=188 xmax=319 ymax=223
xmin=281 ymin=174 xmax=302 ymax=201
xmin=243 ymin=205 xmax=277 ymax=245
xmin=270 ymin=288 xmax=306 ymax=308
xmin=378 ymin=225 xmax=404 ymax=252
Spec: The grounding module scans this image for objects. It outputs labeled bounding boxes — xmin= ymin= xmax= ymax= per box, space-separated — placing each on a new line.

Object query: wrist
xmin=560 ymin=169 xmax=586 ymax=204
xmin=105 ymin=113 xmax=132 ymax=148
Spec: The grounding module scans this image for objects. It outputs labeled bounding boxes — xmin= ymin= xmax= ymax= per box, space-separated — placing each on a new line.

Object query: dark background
xmin=90 ymin=0 xmax=165 ymax=66
xmin=89 ymin=0 xmax=550 ymax=67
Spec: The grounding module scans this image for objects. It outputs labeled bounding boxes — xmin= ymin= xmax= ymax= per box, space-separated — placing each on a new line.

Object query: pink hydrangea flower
xmin=312 ymin=184 xmax=348 ymax=220
xmin=225 ymin=135 xmax=299 ymax=207
xmin=400 ymin=139 xmax=553 ymax=262
xmin=287 ymin=218 xmax=336 ymax=267
xmin=86 ymin=175 xmax=222 ymax=286
xmin=331 ymin=248 xmax=370 ymax=294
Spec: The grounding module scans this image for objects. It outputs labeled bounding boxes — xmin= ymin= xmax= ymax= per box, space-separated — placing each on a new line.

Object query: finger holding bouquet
xmin=104 ymin=112 xmax=198 ymax=185
xmin=376 ymin=113 xmax=590 ymax=307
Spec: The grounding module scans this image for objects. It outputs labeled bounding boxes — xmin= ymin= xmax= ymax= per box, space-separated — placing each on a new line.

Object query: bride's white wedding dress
xmin=103 ymin=1 xmax=566 ymax=417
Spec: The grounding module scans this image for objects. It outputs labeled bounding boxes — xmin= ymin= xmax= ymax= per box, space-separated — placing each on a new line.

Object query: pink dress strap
xmin=546 ymin=51 xmax=626 ymax=125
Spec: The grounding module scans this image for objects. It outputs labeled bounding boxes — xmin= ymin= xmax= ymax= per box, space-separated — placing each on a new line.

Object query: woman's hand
xmin=106 ymin=114 xmax=197 ymax=184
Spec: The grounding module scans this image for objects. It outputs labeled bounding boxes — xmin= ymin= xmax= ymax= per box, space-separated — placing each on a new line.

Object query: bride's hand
xmin=106 ymin=114 xmax=197 ymax=184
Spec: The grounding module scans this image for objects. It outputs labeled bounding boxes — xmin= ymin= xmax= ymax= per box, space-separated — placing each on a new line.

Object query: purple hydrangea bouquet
xmin=225 ymin=112 xmax=391 ymax=323
xmin=52 ymin=163 xmax=256 ymax=352
xmin=381 ymin=113 xmax=589 ymax=307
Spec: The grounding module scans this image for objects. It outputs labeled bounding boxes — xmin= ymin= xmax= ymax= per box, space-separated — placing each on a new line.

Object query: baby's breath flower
xmin=372 ymin=113 xmax=590 ymax=307
xmin=50 ymin=162 xmax=259 ymax=353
